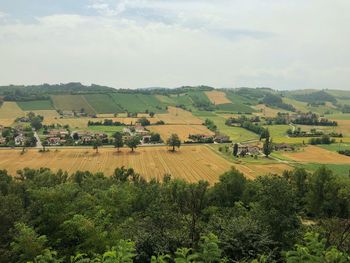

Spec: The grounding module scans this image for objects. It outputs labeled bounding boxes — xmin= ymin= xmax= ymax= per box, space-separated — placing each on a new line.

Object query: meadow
xmin=84 ymin=94 xmax=124 ymax=114
xmin=51 ymin=95 xmax=96 ymax=114
xmin=17 ymin=100 xmax=54 ymax=111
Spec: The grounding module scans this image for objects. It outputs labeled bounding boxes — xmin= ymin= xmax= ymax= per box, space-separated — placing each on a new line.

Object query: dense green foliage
xmin=0 ymin=166 xmax=349 ymax=262
xmin=291 ymin=90 xmax=337 ymax=104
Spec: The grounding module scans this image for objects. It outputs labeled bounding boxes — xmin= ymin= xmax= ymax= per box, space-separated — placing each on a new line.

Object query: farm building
xmin=235 ymin=143 xmax=261 ymax=156
xmin=274 ymin=143 xmax=295 ymax=151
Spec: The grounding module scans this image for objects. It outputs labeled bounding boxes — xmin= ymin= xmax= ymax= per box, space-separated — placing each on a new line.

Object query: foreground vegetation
xmin=1 ymin=165 xmax=349 ymax=262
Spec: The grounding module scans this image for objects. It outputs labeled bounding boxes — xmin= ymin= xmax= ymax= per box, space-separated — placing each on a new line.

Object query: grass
xmin=84 ymin=94 xmax=124 ymax=114
xmin=17 ymin=100 xmax=54 ymax=111
xmin=317 ymin=142 xmax=350 ymax=152
xmin=216 ymin=103 xmax=255 ymax=113
xmin=300 ymin=163 xmax=350 ymax=177
xmin=86 ymin=125 xmax=125 ymax=137
xmin=264 ymin=125 xmax=290 ymax=138
xmin=326 ymin=113 xmax=350 ymax=120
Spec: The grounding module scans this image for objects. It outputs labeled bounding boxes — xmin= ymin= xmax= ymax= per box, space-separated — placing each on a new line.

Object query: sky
xmin=0 ymin=0 xmax=349 ymax=90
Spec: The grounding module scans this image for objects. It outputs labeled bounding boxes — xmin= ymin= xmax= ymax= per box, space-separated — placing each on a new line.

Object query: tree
xmin=42 ymin=141 xmax=48 ymax=152
xmin=10 ymin=223 xmax=48 ymax=262
xmin=113 ymin=132 xmax=124 ymax=152
xmin=31 ymin=116 xmax=43 ymax=130
xmin=167 ymin=134 xmax=181 ymax=152
xmin=262 ymin=136 xmax=273 ymax=157
xmin=93 ymin=138 xmax=102 ymax=153
xmin=125 ymin=135 xmax=140 ymax=152
xmin=233 ymin=143 xmax=238 ymax=157
xmin=149 ymin=112 xmax=155 ymax=118
xmin=138 ymin=117 xmax=150 ymax=126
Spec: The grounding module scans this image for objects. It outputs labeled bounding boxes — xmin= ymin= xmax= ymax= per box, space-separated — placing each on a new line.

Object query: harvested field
xmin=234 ymin=163 xmax=292 ymax=180
xmin=51 ymin=95 xmax=96 ymax=115
xmin=0 ymin=102 xmax=25 ymax=125
xmin=148 ymin=124 xmax=214 ymax=142
xmin=0 ymin=146 xmax=233 ymax=184
xmin=205 ymin=91 xmax=231 ymax=105
xmin=25 ymin=110 xmax=60 ymax=118
xmin=156 ymin=106 xmax=203 ymax=125
xmin=282 ymin=145 xmax=350 ymax=164
xmin=254 ymin=104 xmax=285 ymax=117
xmin=335 ymin=120 xmax=350 ymax=136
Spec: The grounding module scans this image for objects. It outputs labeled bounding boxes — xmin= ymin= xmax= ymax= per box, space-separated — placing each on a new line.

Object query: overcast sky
xmin=0 ymin=0 xmax=349 ymax=90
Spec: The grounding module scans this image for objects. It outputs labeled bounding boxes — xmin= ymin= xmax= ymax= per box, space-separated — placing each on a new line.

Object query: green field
xmin=216 ymin=103 xmax=255 ymax=113
xmin=17 ymin=100 xmax=54 ymax=111
xmin=84 ymin=94 xmax=123 ymax=114
xmin=111 ymin=93 xmax=166 ymax=113
xmin=86 ymin=125 xmax=125 ymax=137
xmin=51 ymin=95 xmax=96 ymax=114
xmin=318 ymin=142 xmax=350 ymax=152
xmin=187 ymin=90 xmax=212 ymax=105
xmin=326 ymin=113 xmax=350 ymax=120
xmin=300 ymin=163 xmax=350 ymax=177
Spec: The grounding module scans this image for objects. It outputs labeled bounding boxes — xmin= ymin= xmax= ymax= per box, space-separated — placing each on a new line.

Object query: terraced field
xmin=51 ymin=95 xmax=96 ymax=114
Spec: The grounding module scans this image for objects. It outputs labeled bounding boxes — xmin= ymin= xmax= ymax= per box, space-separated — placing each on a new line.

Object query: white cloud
xmin=0 ymin=1 xmax=350 ymax=89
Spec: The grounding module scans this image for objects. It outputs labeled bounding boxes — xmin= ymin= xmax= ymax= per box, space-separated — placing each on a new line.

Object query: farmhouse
xmin=214 ymin=134 xmax=231 ymax=143
xmin=48 ymin=129 xmax=69 ymax=138
xmin=0 ymin=137 xmax=6 ymax=145
xmin=14 ymin=134 xmax=26 ymax=146
xmin=235 ymin=143 xmax=261 ymax=156
xmin=47 ymin=137 xmax=61 ymax=146
xmin=62 ymin=110 xmax=74 ymax=118
xmin=274 ymin=143 xmax=295 ymax=151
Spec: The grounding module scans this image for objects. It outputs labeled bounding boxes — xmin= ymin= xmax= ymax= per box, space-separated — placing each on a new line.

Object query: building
xmin=235 ymin=143 xmax=261 ymax=156
xmin=274 ymin=143 xmax=295 ymax=151
xmin=14 ymin=134 xmax=26 ymax=146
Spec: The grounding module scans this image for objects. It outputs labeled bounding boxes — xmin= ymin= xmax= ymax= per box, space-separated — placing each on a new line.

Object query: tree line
xmin=0 ymin=165 xmax=349 ymax=262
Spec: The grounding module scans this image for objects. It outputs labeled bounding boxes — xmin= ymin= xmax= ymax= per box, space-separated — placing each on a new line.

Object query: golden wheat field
xmin=156 ymin=106 xmax=203 ymax=125
xmin=0 ymin=146 xmax=234 ymax=183
xmin=0 ymin=102 xmax=25 ymax=120
xmin=205 ymin=91 xmax=231 ymax=105
xmin=254 ymin=104 xmax=285 ymax=118
xmin=26 ymin=110 xmax=61 ymax=118
xmin=148 ymin=124 xmax=214 ymax=141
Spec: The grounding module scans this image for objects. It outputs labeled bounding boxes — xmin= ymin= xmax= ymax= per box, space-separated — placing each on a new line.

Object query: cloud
xmin=0 ymin=1 xmax=350 ymax=89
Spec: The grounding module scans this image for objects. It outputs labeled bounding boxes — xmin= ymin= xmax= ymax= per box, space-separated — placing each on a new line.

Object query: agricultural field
xmin=83 ymin=94 xmax=124 ymax=114
xmin=111 ymin=93 xmax=166 ymax=113
xmin=205 ymin=91 xmax=231 ymax=105
xmin=148 ymin=124 xmax=214 ymax=142
xmin=157 ymin=106 xmax=203 ymax=125
xmin=51 ymin=95 xmax=96 ymax=114
xmin=0 ymin=102 xmax=25 ymax=125
xmin=254 ymin=104 xmax=288 ymax=118
xmin=281 ymin=145 xmax=350 ymax=164
xmin=17 ymin=100 xmax=54 ymax=111
xmin=86 ymin=125 xmax=125 ymax=136
xmin=26 ymin=110 xmax=60 ymax=118
xmin=0 ymin=146 xmax=233 ymax=184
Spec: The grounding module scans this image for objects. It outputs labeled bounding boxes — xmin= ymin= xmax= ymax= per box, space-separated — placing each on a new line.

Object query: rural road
xmin=34 ymin=131 xmax=42 ymax=149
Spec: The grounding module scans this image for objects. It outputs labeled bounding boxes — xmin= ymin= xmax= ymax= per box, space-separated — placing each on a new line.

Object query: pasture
xmin=111 ymin=93 xmax=166 ymax=113
xmin=84 ymin=94 xmax=124 ymax=114
xmin=0 ymin=146 xmax=233 ymax=184
xmin=148 ymin=124 xmax=214 ymax=142
xmin=205 ymin=91 xmax=231 ymax=105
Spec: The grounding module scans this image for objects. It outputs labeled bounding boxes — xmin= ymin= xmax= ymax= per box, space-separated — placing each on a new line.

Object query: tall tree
xmin=167 ymin=134 xmax=181 ymax=152
xmin=113 ymin=132 xmax=124 ymax=152
xmin=262 ymin=136 xmax=273 ymax=157
xmin=93 ymin=138 xmax=102 ymax=153
xmin=233 ymin=143 xmax=239 ymax=157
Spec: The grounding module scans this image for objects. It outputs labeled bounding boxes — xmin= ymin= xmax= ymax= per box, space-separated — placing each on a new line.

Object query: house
xmin=235 ymin=143 xmax=261 ymax=156
xmin=135 ymin=125 xmax=149 ymax=136
xmin=141 ymin=135 xmax=152 ymax=144
xmin=48 ymin=129 xmax=69 ymax=138
xmin=14 ymin=134 xmax=26 ymax=146
xmin=274 ymin=143 xmax=295 ymax=151
xmin=0 ymin=137 xmax=6 ymax=145
xmin=47 ymin=137 xmax=61 ymax=146
xmin=214 ymin=134 xmax=231 ymax=143
xmin=62 ymin=111 xmax=74 ymax=118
